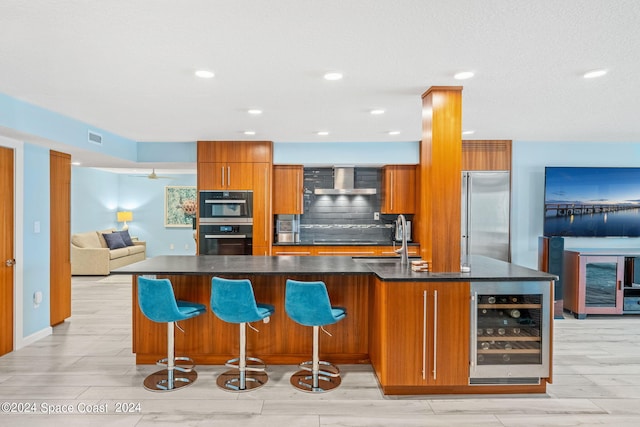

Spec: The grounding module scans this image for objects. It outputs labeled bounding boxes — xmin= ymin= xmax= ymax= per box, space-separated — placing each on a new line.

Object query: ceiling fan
xmin=132 ymin=169 xmax=174 ymax=180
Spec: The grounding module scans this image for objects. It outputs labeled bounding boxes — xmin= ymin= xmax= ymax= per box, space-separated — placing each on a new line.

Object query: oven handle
xmin=204 ymin=200 xmax=247 ymax=204
xmin=204 ymin=235 xmax=248 ymax=239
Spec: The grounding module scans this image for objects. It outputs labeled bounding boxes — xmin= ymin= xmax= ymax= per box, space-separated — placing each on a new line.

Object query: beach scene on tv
xmin=544 ymin=167 xmax=640 ymax=237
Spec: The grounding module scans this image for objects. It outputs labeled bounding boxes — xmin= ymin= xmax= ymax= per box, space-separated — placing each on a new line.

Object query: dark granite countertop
xmin=564 ymin=248 xmax=640 ymax=256
xmin=273 ymin=241 xmax=420 ymax=246
xmin=113 ymin=255 xmax=556 ymax=282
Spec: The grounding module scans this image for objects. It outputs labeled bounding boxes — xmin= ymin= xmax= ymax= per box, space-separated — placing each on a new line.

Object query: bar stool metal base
xmin=156 ymin=355 xmax=196 ymax=372
xmin=216 ymin=356 xmax=269 ymax=392
xmin=290 ymin=361 xmax=341 ymax=393
xmin=143 ymin=369 xmax=198 ymax=392
xmin=217 ymin=369 xmax=268 ymax=392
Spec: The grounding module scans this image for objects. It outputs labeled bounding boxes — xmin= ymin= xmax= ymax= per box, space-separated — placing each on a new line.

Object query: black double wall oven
xmin=198 ymin=190 xmax=253 ymax=255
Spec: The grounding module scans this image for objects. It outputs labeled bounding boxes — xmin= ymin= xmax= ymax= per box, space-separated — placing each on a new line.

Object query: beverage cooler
xmin=470 ymin=281 xmax=551 ymax=385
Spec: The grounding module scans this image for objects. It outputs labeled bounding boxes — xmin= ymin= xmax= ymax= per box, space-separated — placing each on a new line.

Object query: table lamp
xmin=117 ymin=211 xmax=133 ymax=230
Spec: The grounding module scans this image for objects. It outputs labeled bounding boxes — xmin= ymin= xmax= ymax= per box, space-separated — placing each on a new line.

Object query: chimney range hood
xmin=314 ymin=166 xmax=377 ymax=195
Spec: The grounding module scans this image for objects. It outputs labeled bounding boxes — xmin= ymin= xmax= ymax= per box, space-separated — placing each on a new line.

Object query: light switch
xmin=34 ymin=221 xmax=40 ymax=233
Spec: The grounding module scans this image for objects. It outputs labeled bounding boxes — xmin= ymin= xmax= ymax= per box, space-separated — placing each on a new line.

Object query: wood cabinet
xmin=370 ymin=279 xmax=469 ymax=391
xmin=272 ymin=246 xmax=315 ymax=256
xmin=564 ymin=251 xmax=625 ymax=318
xmin=197 ymin=141 xmax=272 ymax=163
xmin=381 ymin=165 xmax=416 ymax=214
xmin=196 ymin=141 xmax=273 ymax=254
xmin=197 ymin=162 xmax=254 ymax=190
xmin=273 ymin=165 xmax=304 ymax=214
xmin=462 ymin=140 xmax=512 ymax=171
xmin=379 ymin=246 xmax=420 ymax=257
xmin=315 ymin=246 xmax=378 ymax=257
xmin=197 ymin=141 xmax=272 ymax=190
xmin=252 ymin=162 xmax=272 ymax=255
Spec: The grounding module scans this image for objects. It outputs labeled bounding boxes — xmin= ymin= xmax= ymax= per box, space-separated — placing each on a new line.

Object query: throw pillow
xmin=103 ymin=232 xmax=127 ymax=250
xmin=116 ymin=230 xmax=134 ymax=246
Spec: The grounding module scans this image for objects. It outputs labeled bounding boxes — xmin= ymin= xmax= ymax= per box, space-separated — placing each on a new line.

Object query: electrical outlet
xmin=185 ymin=243 xmax=189 ymax=250
xmin=170 ymin=243 xmax=174 ymax=250
xmin=374 ymin=212 xmax=380 ymax=220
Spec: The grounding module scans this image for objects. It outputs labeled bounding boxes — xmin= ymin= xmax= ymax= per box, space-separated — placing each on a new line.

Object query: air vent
xmin=88 ymin=130 xmax=103 ymax=145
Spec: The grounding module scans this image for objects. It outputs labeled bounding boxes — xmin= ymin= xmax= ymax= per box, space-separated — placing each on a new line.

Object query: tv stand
xmin=563 ymin=249 xmax=640 ymax=318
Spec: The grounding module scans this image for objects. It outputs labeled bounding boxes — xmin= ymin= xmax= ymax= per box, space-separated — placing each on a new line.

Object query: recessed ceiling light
xmin=370 ymin=109 xmax=385 ymax=115
xmin=583 ymin=69 xmax=607 ymax=79
xmin=247 ymin=109 xmax=262 ymax=115
xmin=462 ymin=130 xmax=476 ymax=135
xmin=323 ymin=72 xmax=343 ymax=81
xmin=454 ymin=71 xmax=474 ymax=80
xmin=316 ymin=131 xmax=329 ymax=136
xmin=195 ymin=69 xmax=215 ymax=79
xmin=244 ymin=131 xmax=256 ymax=135
xmin=387 ymin=131 xmax=401 ymax=136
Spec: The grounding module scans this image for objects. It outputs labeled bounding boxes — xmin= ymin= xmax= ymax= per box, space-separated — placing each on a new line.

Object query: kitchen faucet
xmin=394 ymin=214 xmax=409 ymax=266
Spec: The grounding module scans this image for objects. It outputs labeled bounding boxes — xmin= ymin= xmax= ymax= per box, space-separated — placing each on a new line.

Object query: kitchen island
xmin=114 ymin=255 xmax=556 ymax=395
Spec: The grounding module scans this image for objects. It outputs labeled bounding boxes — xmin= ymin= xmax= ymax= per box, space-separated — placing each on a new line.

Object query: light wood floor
xmin=1 ymin=275 xmax=640 ymax=426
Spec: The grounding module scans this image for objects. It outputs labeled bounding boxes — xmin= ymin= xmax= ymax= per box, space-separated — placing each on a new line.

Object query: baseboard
xmin=15 ymin=326 xmax=53 ymax=350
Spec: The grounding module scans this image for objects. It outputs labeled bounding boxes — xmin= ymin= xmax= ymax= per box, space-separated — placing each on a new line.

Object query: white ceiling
xmin=1 ymin=1 xmax=639 ymax=171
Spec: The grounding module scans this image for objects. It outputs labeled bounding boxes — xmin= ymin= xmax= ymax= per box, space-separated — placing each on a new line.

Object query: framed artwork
xmin=164 ymin=186 xmax=197 ymax=227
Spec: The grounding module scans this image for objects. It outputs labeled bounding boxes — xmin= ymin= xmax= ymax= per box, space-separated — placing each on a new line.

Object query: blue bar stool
xmin=285 ymin=279 xmax=347 ymax=392
xmin=211 ymin=277 xmax=275 ymax=392
xmin=137 ymin=277 xmax=206 ymax=392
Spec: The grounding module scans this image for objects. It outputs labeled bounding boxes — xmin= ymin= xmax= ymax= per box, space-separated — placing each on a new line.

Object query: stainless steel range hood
xmin=314 ymin=166 xmax=377 ymax=195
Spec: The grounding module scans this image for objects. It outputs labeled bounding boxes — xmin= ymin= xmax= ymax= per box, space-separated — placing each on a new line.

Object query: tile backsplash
xmin=299 ymin=167 xmax=395 ymax=243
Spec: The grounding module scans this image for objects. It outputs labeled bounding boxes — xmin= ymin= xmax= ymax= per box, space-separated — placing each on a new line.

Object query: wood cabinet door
xmin=427 ymin=282 xmax=470 ymax=386
xmin=579 ymin=255 xmax=625 ymax=315
xmin=198 ymin=141 xmax=273 ymax=163
xmin=315 ymin=246 xmax=378 ymax=257
xmin=226 ymin=163 xmax=253 ymax=190
xmin=252 ymin=162 xmax=271 ymax=253
xmin=273 ymin=165 xmax=304 ymax=214
xmin=272 ymin=246 xmax=315 ymax=256
xmin=381 ymin=165 xmax=416 ymax=214
xmin=198 ymin=162 xmax=254 ymax=190
xmin=198 ymin=162 xmax=226 ymax=190
xmin=375 ymin=280 xmax=469 ymax=387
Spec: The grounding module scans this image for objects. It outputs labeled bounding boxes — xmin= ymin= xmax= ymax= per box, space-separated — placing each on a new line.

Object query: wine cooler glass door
xmin=470 ymin=281 xmax=550 ymax=381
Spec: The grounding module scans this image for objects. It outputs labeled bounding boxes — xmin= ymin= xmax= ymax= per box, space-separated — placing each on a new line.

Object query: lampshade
xmin=117 ymin=211 xmax=133 ymax=222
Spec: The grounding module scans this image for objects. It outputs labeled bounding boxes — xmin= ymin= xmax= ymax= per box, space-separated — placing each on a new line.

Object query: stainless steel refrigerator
xmin=461 ymin=171 xmax=511 ymax=263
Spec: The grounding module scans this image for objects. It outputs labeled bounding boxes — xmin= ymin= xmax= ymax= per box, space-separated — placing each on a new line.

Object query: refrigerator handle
xmin=462 ymin=172 xmax=471 ymax=255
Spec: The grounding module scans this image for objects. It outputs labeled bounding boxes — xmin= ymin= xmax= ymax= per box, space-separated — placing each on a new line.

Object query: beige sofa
xmin=71 ymin=229 xmax=146 ymax=275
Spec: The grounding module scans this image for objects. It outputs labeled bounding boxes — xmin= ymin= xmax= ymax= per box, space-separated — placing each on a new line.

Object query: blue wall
xmin=0 ymin=93 xmax=137 ymax=162
xmin=71 ymin=168 xmax=120 ymax=232
xmin=512 ymin=141 xmax=640 ymax=268
xmin=22 ymin=144 xmax=51 ymax=336
xmin=71 ymin=168 xmax=197 ymax=257
xmin=274 ymin=141 xmax=418 ymax=165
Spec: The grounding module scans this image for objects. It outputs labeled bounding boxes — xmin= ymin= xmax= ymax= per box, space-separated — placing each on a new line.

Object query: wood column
xmin=417 ymin=87 xmax=463 ymax=272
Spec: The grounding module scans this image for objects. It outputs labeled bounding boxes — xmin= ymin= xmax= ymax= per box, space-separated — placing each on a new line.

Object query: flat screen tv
xmin=544 ymin=167 xmax=640 ymax=237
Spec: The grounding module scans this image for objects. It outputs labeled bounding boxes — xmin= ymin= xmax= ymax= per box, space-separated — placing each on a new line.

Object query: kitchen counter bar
xmin=114 ymin=255 xmax=555 ymax=395
xmin=113 ymin=254 xmax=556 ymax=282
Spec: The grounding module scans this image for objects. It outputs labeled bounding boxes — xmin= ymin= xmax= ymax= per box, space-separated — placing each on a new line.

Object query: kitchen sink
xmin=351 ymin=256 xmax=420 ymax=264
